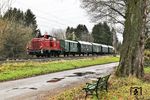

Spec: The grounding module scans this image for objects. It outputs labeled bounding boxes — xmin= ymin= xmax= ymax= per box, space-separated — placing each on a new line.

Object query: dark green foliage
xmin=145 ymin=38 xmax=150 ymax=49
xmin=66 ymin=26 xmax=75 ymax=34
xmin=75 ymin=24 xmax=89 ymax=40
xmin=3 ymin=8 xmax=38 ymax=37
xmin=35 ymin=29 xmax=42 ymax=38
xmin=24 ymin=9 xmax=37 ymax=30
xmin=3 ymin=8 xmax=24 ymax=24
xmin=92 ymin=22 xmax=113 ymax=45
xmin=66 ymin=26 xmax=76 ymax=40
xmin=66 ymin=24 xmax=89 ymax=40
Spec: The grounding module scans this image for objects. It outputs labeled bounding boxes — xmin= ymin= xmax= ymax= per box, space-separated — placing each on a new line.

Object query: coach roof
xmin=108 ymin=45 xmax=114 ymax=48
xmin=78 ymin=41 xmax=92 ymax=45
xmin=101 ymin=44 xmax=108 ymax=47
xmin=64 ymin=40 xmax=78 ymax=43
xmin=92 ymin=43 xmax=103 ymax=46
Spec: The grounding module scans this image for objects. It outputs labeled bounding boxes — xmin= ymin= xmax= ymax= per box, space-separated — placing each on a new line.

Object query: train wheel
xmin=47 ymin=54 xmax=51 ymax=57
xmin=54 ymin=53 xmax=56 ymax=57
xmin=36 ymin=55 xmax=40 ymax=57
xmin=41 ymin=55 xmax=44 ymax=57
xmin=57 ymin=53 xmax=60 ymax=57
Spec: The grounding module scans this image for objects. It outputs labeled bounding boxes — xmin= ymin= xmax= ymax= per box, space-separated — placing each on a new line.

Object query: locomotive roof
xmin=78 ymin=41 xmax=92 ymax=45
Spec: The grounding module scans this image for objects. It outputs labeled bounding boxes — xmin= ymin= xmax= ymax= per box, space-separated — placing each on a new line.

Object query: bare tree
xmin=50 ymin=28 xmax=66 ymax=40
xmin=0 ymin=19 xmax=33 ymax=58
xmin=81 ymin=0 xmax=125 ymax=25
xmin=0 ymin=0 xmax=13 ymax=16
xmin=81 ymin=33 xmax=94 ymax=42
xmin=81 ymin=0 xmax=150 ymax=78
xmin=0 ymin=1 xmax=34 ymax=58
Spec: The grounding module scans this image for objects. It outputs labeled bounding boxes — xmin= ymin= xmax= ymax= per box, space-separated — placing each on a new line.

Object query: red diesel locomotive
xmin=27 ymin=34 xmax=62 ymax=57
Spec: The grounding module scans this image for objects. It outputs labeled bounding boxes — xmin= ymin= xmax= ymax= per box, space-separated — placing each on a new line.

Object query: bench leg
xmin=103 ymin=84 xmax=108 ymax=92
xmin=96 ymin=90 xmax=99 ymax=100
xmin=85 ymin=91 xmax=88 ymax=100
xmin=106 ymin=84 xmax=108 ymax=92
xmin=106 ymin=87 xmax=108 ymax=92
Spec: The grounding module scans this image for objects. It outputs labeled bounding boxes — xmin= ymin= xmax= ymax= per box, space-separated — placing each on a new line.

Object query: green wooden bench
xmin=83 ymin=74 xmax=111 ymax=99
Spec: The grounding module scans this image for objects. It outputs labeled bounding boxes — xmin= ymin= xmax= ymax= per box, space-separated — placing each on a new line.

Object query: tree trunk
xmin=116 ymin=0 xmax=146 ymax=78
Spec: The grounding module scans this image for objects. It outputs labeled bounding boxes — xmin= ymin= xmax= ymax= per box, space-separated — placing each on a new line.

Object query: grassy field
xmin=144 ymin=67 xmax=150 ymax=73
xmin=51 ymin=67 xmax=150 ymax=100
xmin=0 ymin=56 xmax=119 ymax=82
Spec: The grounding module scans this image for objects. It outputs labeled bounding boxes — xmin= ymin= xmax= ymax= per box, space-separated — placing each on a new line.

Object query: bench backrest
xmin=96 ymin=74 xmax=110 ymax=89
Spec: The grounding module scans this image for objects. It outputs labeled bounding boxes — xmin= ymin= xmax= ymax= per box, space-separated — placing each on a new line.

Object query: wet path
xmin=0 ymin=63 xmax=118 ymax=100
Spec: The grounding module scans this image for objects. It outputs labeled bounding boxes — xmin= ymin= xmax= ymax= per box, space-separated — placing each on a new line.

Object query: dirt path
xmin=0 ymin=63 xmax=118 ymax=100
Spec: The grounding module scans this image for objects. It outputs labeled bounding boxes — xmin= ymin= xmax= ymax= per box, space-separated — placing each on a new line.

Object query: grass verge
xmin=144 ymin=66 xmax=150 ymax=73
xmin=0 ymin=56 xmax=119 ymax=82
xmin=51 ymin=75 xmax=150 ymax=100
xmin=51 ymin=67 xmax=150 ymax=100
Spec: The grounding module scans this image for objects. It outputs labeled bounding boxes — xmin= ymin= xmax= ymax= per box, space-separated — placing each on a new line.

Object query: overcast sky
xmin=11 ymin=0 xmax=123 ymax=41
xmin=11 ymin=0 xmax=94 ymax=32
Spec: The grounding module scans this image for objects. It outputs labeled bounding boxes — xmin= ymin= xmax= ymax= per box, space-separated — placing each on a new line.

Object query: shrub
xmin=0 ymin=19 xmax=33 ymax=58
xmin=144 ymin=50 xmax=150 ymax=66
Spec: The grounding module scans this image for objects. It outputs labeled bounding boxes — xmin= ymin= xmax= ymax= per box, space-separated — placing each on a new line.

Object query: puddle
xmin=8 ymin=87 xmax=29 ymax=92
xmin=67 ymin=71 xmax=95 ymax=77
xmin=13 ymin=87 xmax=28 ymax=89
xmin=95 ymin=72 xmax=103 ymax=75
xmin=29 ymin=87 xmax=37 ymax=90
xmin=66 ymin=75 xmax=77 ymax=77
xmin=85 ymin=71 xmax=95 ymax=74
xmin=96 ymin=69 xmax=103 ymax=71
xmin=12 ymin=88 xmax=19 ymax=90
xmin=73 ymin=72 xmax=85 ymax=76
xmin=47 ymin=78 xmax=64 ymax=83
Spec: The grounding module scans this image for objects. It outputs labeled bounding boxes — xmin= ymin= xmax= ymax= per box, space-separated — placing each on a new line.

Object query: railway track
xmin=0 ymin=55 xmax=110 ymax=64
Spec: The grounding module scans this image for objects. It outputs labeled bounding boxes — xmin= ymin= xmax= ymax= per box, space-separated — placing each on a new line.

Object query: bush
xmin=144 ymin=50 xmax=150 ymax=66
xmin=0 ymin=19 xmax=33 ymax=58
xmin=145 ymin=38 xmax=150 ymax=49
xmin=145 ymin=50 xmax=150 ymax=61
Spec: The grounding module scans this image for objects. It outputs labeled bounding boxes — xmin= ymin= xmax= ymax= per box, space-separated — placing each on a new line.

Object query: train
xmin=26 ymin=34 xmax=114 ymax=57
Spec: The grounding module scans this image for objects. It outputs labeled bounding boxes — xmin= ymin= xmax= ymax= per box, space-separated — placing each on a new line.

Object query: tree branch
xmin=104 ymin=3 xmax=126 ymax=19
